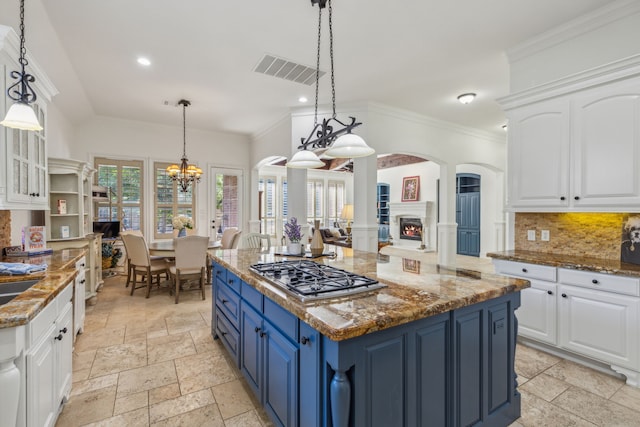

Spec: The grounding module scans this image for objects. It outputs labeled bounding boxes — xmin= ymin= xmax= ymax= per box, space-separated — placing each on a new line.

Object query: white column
xmin=494 ymin=170 xmax=506 ymax=252
xmin=287 ymin=168 xmax=310 ymax=242
xmin=437 ymin=164 xmax=457 ymax=267
xmin=352 ymin=154 xmax=378 ymax=252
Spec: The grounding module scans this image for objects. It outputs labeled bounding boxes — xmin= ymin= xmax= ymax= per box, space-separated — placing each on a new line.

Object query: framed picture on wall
xmin=401 ymin=176 xmax=420 ymax=202
xmin=402 ymin=258 xmax=421 ymax=273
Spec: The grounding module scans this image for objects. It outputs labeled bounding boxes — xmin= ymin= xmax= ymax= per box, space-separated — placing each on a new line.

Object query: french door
xmin=209 ymin=167 xmax=243 ymax=240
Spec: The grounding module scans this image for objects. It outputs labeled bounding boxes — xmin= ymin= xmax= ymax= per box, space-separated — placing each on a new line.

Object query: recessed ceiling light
xmin=298 ymin=96 xmax=308 ymax=103
xmin=137 ymin=57 xmax=151 ymax=66
xmin=457 ymin=93 xmax=476 ymax=104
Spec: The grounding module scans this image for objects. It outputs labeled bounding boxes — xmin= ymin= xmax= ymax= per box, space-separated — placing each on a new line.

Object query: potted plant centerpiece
xmin=172 ymin=215 xmax=193 ymax=237
xmin=284 ymin=217 xmax=304 ymax=255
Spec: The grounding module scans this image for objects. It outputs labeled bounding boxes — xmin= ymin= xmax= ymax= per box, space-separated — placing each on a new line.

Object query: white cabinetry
xmin=507 ymin=99 xmax=570 ymax=208
xmin=493 ymin=259 xmax=640 ymax=387
xmin=74 ymin=256 xmax=86 ymax=338
xmin=4 ymin=104 xmax=48 ymax=209
xmin=502 ymin=70 xmax=640 ymax=211
xmin=0 ymin=26 xmax=57 ymax=210
xmin=46 ymin=158 xmax=95 ymax=241
xmin=25 ymin=283 xmax=73 ymax=427
xmin=572 ymin=78 xmax=640 ymax=207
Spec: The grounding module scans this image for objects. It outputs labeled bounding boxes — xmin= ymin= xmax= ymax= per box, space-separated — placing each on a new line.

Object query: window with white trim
xmin=94 ymin=157 xmax=144 ymax=232
xmin=154 ymin=161 xmax=196 ymax=239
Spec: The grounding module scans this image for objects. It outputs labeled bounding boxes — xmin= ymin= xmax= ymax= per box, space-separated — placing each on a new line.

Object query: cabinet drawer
xmin=241 ymin=281 xmax=263 ymax=312
xmin=264 ymin=297 xmax=298 ymax=341
xmin=212 ymin=262 xmax=227 ymax=284
xmin=226 ymin=271 xmax=241 ymax=294
xmin=493 ymin=260 xmax=556 ymax=282
xmin=558 ymin=269 xmax=640 ymax=296
xmin=216 ymin=313 xmax=240 ymax=367
xmin=216 ymin=281 xmax=241 ymax=329
xmin=28 ymin=283 xmax=72 ymax=346
xmin=75 ymin=256 xmax=87 ymax=271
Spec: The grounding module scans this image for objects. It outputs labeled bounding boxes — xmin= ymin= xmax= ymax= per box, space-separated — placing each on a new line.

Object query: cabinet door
xmin=30 ymin=103 xmax=48 ymax=206
xmin=507 ymin=99 xmax=570 ymax=208
xmin=263 ymin=322 xmax=299 ymax=427
xmin=516 ymin=280 xmax=557 ymax=345
xmin=299 ymin=322 xmax=320 ymax=427
xmin=74 ymin=264 xmax=86 ymax=337
xmin=26 ymin=324 xmax=57 ymax=427
xmin=56 ymin=302 xmax=73 ymax=404
xmin=240 ymin=303 xmax=263 ymax=397
xmin=6 ymin=127 xmax=33 ymax=204
xmin=559 ymin=285 xmax=639 ymax=369
xmin=573 ymin=78 xmax=640 ymax=207
xmin=4 ymin=105 xmax=47 ymax=208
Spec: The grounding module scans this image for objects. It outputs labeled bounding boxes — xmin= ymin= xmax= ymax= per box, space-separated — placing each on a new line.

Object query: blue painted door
xmin=240 ymin=303 xmax=263 ymax=397
xmin=264 ymin=323 xmax=299 ymax=427
xmin=299 ymin=322 xmax=321 ymax=427
xmin=456 ymin=174 xmax=480 ymax=257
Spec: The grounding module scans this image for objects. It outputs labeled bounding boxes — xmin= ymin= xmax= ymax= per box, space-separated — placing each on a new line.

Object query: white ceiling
xmin=0 ymin=0 xmax=617 ymax=138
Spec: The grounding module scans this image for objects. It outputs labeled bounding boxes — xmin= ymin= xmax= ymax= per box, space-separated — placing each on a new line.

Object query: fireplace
xmin=400 ymin=217 xmax=422 ymax=241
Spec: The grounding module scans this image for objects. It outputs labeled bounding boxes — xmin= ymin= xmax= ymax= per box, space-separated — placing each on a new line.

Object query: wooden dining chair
xmin=123 ymin=233 xmax=170 ymax=298
xmin=168 ymin=235 xmax=209 ymax=304
xmin=120 ymin=230 xmax=167 ymax=287
xmin=243 ymin=233 xmax=271 ymax=250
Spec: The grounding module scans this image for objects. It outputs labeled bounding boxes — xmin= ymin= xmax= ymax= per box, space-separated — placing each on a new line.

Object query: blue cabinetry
xmin=211 ymin=261 xmax=521 ymax=427
xmin=377 ymin=183 xmax=390 ymax=242
xmin=214 ymin=261 xmax=314 ymax=427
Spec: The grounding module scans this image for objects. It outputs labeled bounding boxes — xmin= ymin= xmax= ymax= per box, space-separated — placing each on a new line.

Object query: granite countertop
xmin=487 ymin=250 xmax=640 ymax=278
xmin=0 ymin=248 xmax=86 ymax=329
xmin=208 ymin=247 xmax=529 ymax=341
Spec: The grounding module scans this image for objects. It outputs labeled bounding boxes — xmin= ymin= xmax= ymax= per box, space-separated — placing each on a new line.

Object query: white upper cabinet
xmin=502 ymin=67 xmax=640 ymax=212
xmin=0 ymin=25 xmax=57 ymax=210
xmin=4 ymin=103 xmax=48 ymax=208
xmin=507 ymin=99 xmax=570 ymax=208
xmin=572 ymin=78 xmax=640 ymax=207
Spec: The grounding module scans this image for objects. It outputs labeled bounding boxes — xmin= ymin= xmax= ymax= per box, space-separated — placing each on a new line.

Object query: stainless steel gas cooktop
xmin=249 ymin=260 xmax=385 ymax=302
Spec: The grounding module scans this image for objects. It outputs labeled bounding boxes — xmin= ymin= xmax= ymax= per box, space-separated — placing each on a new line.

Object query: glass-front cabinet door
xmin=4 ymin=102 xmax=48 ymax=208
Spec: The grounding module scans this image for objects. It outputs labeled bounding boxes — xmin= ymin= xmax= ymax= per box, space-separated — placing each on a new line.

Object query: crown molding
xmin=498 ymin=54 xmax=640 ymax=110
xmin=507 ymin=0 xmax=640 ymax=63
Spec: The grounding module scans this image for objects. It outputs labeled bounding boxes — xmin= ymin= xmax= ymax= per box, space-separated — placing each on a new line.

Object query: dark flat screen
xmin=93 ymin=221 xmax=121 ymax=238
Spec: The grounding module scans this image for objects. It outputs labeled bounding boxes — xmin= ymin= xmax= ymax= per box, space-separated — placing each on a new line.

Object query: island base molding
xmin=321 ymin=292 xmax=522 ymax=427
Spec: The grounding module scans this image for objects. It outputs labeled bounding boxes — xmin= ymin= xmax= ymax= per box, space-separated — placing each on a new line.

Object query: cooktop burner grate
xmin=249 ymin=260 xmax=385 ymax=301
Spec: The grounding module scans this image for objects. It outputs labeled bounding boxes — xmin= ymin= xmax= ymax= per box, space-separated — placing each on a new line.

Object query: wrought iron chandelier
xmin=0 ymin=0 xmax=42 ymax=131
xmin=287 ymin=0 xmax=374 ymax=169
xmin=166 ymin=100 xmax=202 ymax=192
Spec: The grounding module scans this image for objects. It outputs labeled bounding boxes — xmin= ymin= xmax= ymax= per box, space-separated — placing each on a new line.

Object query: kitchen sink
xmin=0 ymin=279 xmax=40 ymax=306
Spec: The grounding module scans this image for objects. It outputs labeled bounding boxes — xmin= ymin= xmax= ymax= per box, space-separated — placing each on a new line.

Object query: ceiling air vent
xmin=254 ymin=54 xmax=325 ymax=86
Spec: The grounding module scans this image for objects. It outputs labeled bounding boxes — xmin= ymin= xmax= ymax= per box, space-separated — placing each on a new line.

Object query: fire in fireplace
xmin=400 ymin=217 xmax=422 ymax=241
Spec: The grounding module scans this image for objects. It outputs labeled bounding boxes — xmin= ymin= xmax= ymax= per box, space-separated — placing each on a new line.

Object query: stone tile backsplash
xmin=514 ymin=212 xmax=628 ymax=260
xmin=0 ymin=210 xmax=10 ymax=251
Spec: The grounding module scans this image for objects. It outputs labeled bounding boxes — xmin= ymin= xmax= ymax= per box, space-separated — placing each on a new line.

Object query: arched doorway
xmin=456 ymin=173 xmax=480 ymax=256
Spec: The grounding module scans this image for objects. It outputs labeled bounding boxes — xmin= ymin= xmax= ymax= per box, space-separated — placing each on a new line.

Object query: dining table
xmin=147 ymin=239 xmax=221 ymax=257
xmin=148 ymin=239 xmax=221 ymax=284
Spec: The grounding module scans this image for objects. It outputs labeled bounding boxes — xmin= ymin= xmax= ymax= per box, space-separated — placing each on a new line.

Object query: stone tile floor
xmin=56 ymin=263 xmax=640 ymax=426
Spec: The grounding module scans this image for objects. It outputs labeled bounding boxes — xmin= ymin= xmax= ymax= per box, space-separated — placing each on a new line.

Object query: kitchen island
xmin=209 ymin=247 xmax=529 ymax=427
